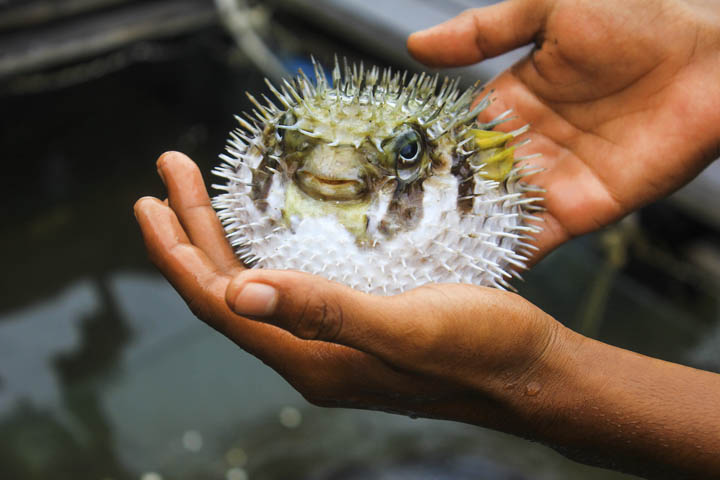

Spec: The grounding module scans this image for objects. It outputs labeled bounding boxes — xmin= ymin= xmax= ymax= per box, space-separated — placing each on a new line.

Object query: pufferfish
xmin=212 ymin=58 xmax=543 ymax=295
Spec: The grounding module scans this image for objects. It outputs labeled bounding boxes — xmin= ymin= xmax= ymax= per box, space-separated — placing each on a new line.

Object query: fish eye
xmin=393 ymin=129 xmax=424 ymax=182
xmin=398 ymin=141 xmax=419 ymax=165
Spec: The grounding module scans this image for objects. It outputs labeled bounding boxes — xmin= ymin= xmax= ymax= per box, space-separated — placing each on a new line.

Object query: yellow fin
xmin=468 ymin=130 xmax=516 ymax=181
xmin=470 ymin=129 xmax=513 ymax=149
xmin=472 ymin=146 xmax=516 ymax=181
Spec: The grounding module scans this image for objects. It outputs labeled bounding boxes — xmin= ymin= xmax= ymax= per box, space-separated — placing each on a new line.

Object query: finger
xmin=225 ymin=269 xmax=556 ymax=386
xmin=156 ymin=151 xmax=244 ymax=276
xmin=283 ymin=341 xmax=468 ymax=410
xmin=134 ymin=197 xmax=452 ymax=400
xmin=134 ymin=196 xmax=230 ymax=310
xmin=135 ymin=196 xmax=292 ymax=346
xmin=407 ymin=0 xmax=548 ymax=68
xmin=525 ymin=213 xmax=568 ymax=265
xmin=224 ymin=269 xmax=444 ymax=369
xmin=134 ymin=195 xmax=294 ymax=352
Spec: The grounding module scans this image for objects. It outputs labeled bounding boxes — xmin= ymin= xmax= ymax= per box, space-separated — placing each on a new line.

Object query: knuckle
xmin=293 ymin=291 xmax=344 ymax=341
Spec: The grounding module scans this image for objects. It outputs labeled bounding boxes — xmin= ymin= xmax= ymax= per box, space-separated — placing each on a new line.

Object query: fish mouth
xmin=295 ymin=171 xmax=367 ymax=201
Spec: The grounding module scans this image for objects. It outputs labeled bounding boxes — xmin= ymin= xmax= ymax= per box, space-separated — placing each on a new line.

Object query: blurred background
xmin=1 ymin=1 xmax=719 ymax=479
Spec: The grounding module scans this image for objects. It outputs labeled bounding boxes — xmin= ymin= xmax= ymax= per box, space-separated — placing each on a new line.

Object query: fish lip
xmin=295 ymin=171 xmax=367 ymax=201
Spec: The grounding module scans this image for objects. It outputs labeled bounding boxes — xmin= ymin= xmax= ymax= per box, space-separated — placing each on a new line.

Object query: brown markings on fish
xmin=378 ymin=180 xmax=425 ymax=238
xmin=451 ymin=153 xmax=474 ymax=213
xmin=249 ymin=151 xmax=278 ymax=212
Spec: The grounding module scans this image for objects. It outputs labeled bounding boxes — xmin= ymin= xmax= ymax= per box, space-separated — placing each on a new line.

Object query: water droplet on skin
xmin=504 ymin=383 xmax=516 ymax=390
xmin=525 ymin=382 xmax=542 ymax=396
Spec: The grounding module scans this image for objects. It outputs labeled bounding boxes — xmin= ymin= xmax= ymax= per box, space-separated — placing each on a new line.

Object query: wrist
xmin=483 ymin=313 xmax=581 ymax=438
xmin=491 ymin=319 xmax=720 ymax=477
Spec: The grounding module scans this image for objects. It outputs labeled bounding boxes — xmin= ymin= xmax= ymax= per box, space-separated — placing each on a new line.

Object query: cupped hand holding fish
xmin=135 ymin=152 xmax=720 ymax=479
xmin=134 ymin=0 xmax=720 ymax=477
xmin=408 ymin=0 xmax=720 ymax=262
xmin=136 ymin=152 xmax=558 ymax=426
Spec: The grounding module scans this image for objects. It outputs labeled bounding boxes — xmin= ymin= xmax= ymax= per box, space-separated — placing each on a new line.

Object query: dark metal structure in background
xmin=0 ymin=0 xmax=506 ymax=81
xmin=0 ymin=0 xmax=216 ymax=79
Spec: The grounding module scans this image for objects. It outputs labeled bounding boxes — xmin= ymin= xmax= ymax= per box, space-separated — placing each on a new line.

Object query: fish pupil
xmin=399 ymin=141 xmax=419 ymax=164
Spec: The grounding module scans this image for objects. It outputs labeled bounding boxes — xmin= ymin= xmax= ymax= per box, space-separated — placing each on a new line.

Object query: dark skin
xmin=134 ymin=1 xmax=720 ymax=478
xmin=409 ymin=0 xmax=720 ymax=262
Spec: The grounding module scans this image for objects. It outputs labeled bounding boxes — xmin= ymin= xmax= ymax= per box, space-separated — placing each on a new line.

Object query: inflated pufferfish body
xmin=213 ymin=58 xmax=543 ymax=295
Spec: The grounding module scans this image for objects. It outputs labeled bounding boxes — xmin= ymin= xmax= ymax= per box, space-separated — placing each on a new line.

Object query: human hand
xmin=134 ymin=152 xmax=720 ymax=478
xmin=134 ymin=151 xmax=564 ymax=432
xmin=408 ymin=0 xmax=720 ymax=261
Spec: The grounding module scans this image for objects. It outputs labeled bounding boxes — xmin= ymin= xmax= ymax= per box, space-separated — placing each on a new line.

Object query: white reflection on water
xmin=100 ymin=272 xmax=303 ymax=475
xmin=0 ymin=270 xmax=695 ymax=480
xmin=182 ymin=429 xmax=203 ymax=452
xmin=226 ymin=467 xmax=248 ymax=480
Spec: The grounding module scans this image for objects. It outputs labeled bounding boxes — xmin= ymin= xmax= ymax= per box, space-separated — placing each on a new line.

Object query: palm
xmin=410 ymin=0 xmax=720 ymax=260
xmin=134 ymin=153 xmax=534 ymax=425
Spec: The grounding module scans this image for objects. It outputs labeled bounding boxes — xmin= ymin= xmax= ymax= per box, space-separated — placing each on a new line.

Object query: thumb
xmin=407 ymin=0 xmax=549 ymax=68
xmin=225 ymin=270 xmax=557 ymax=382
xmin=225 ymin=269 xmax=436 ymax=365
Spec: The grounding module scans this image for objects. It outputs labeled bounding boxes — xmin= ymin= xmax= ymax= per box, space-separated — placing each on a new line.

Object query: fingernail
xmin=231 ymin=282 xmax=278 ymax=317
xmin=156 ymin=166 xmax=167 ymax=186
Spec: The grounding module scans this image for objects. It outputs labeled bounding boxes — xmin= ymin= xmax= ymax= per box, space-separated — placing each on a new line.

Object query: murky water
xmin=1 ymin=20 xmax=718 ymax=480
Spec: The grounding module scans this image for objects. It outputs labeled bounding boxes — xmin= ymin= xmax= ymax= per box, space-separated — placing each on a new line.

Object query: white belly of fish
xmin=216 ymin=169 xmax=530 ymax=295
